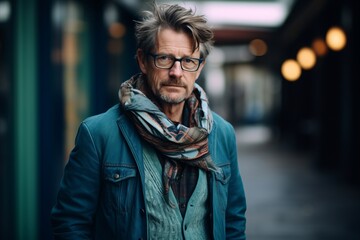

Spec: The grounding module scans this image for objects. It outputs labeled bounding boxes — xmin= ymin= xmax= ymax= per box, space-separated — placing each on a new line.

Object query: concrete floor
xmin=236 ymin=126 xmax=360 ymax=240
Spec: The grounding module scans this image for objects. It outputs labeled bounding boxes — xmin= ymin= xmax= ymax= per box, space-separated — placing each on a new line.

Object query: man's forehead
xmin=155 ymin=28 xmax=199 ymax=55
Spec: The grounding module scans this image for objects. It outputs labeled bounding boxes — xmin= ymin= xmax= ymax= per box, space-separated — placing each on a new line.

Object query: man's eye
xmin=184 ymin=58 xmax=195 ymax=64
xmin=158 ymin=55 xmax=172 ymax=61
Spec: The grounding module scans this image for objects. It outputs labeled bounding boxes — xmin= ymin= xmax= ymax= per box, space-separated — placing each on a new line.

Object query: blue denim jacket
xmin=51 ymin=104 xmax=246 ymax=239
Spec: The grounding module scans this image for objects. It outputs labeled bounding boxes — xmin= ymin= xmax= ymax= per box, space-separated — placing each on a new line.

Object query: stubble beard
xmin=158 ymin=93 xmax=185 ymax=104
xmin=157 ymin=80 xmax=187 ymax=104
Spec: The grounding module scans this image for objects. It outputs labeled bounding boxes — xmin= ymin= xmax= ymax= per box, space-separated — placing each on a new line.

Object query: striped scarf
xmin=118 ymin=74 xmax=219 ymax=206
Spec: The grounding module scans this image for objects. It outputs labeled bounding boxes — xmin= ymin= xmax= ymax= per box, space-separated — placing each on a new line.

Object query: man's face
xmin=138 ymin=28 xmax=204 ymax=105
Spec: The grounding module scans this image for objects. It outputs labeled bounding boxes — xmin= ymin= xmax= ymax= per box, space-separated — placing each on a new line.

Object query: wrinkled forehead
xmin=154 ymin=26 xmax=199 ymax=55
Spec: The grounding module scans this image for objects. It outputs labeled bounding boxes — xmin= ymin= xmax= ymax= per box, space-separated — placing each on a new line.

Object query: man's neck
xmin=161 ymin=102 xmax=185 ymax=123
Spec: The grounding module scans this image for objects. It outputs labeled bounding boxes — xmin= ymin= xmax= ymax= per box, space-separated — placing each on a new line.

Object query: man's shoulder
xmin=212 ymin=111 xmax=233 ymax=131
xmin=210 ymin=111 xmax=236 ymax=142
xmin=82 ymin=104 xmax=123 ymax=129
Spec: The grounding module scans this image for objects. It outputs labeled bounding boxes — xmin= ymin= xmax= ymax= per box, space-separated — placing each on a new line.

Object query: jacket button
xmin=140 ymin=208 xmax=146 ymax=215
xmin=114 ymin=173 xmax=120 ymax=179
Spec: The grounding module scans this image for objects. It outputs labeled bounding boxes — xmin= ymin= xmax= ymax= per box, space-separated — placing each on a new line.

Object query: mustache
xmin=160 ymin=79 xmax=185 ymax=87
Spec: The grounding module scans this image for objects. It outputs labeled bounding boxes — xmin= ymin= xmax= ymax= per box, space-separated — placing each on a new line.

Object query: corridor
xmin=237 ymin=126 xmax=360 ymax=240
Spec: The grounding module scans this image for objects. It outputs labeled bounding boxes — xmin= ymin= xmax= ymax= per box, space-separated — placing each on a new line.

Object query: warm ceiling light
xmin=297 ymin=47 xmax=316 ymax=70
xmin=281 ymin=59 xmax=301 ymax=81
xmin=326 ymin=27 xmax=347 ymax=51
xmin=312 ymin=38 xmax=328 ymax=56
xmin=249 ymin=39 xmax=268 ymax=56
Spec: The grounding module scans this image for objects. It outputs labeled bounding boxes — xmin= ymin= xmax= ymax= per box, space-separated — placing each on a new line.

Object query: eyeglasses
xmin=148 ymin=53 xmax=203 ymax=72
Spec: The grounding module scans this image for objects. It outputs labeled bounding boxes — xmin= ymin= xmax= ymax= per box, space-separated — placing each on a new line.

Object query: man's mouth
xmin=164 ymin=84 xmax=181 ymax=87
xmin=161 ymin=83 xmax=184 ymax=88
xmin=161 ymin=82 xmax=185 ymax=88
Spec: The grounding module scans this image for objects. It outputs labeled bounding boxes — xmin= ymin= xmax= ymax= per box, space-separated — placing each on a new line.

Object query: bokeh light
xmin=297 ymin=47 xmax=316 ymax=70
xmin=326 ymin=26 xmax=347 ymax=51
xmin=312 ymin=38 xmax=328 ymax=56
xmin=109 ymin=22 xmax=126 ymax=39
xmin=249 ymin=39 xmax=268 ymax=56
xmin=281 ymin=59 xmax=301 ymax=81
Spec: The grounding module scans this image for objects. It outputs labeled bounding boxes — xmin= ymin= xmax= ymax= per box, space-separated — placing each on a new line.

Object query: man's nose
xmin=169 ymin=61 xmax=183 ymax=77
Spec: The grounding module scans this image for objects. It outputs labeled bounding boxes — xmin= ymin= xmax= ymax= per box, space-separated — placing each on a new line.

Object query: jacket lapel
xmin=117 ymin=114 xmax=145 ymax=182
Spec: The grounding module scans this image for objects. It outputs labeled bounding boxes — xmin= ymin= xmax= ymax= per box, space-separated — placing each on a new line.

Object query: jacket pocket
xmin=103 ymin=165 xmax=138 ymax=213
xmin=104 ymin=166 xmax=137 ymax=182
xmin=214 ymin=164 xmax=231 ymax=184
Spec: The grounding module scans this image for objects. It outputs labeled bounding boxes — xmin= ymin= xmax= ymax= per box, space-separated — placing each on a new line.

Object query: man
xmin=52 ymin=3 xmax=246 ymax=239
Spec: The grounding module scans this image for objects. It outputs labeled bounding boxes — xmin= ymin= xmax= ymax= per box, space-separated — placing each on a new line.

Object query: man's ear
xmin=137 ymin=49 xmax=147 ymax=74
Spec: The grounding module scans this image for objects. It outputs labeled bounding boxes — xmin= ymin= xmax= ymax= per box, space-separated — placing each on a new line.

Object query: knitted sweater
xmin=143 ymin=144 xmax=210 ymax=240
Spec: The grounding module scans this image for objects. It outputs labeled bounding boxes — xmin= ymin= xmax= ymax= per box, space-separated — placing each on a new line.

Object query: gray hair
xmin=135 ymin=3 xmax=214 ymax=59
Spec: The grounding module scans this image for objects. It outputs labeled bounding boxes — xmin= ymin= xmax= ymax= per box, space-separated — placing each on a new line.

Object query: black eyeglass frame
xmin=147 ymin=53 xmax=204 ymax=72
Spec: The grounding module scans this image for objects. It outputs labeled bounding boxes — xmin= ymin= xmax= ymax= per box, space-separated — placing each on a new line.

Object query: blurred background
xmin=0 ymin=0 xmax=359 ymax=239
